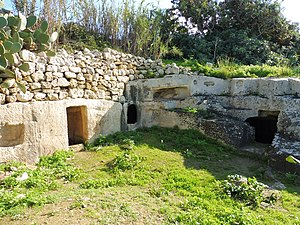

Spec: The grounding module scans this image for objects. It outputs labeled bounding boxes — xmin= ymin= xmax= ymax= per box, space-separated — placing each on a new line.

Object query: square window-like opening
xmin=67 ymin=106 xmax=88 ymax=145
xmin=0 ymin=123 xmax=25 ymax=147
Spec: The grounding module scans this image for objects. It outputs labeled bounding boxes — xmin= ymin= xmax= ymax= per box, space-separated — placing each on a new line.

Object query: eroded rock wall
xmin=126 ymin=75 xmax=300 ymax=155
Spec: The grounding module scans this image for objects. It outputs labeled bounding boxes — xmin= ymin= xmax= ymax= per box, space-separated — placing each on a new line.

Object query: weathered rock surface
xmin=126 ymin=75 xmax=300 ymax=168
xmin=0 ymin=99 xmax=122 ymax=164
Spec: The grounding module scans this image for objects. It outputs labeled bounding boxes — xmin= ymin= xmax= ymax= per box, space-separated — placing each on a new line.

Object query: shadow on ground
xmin=101 ymin=126 xmax=300 ymax=194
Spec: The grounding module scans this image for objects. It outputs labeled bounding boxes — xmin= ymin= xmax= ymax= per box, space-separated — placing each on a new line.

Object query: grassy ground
xmin=163 ymin=59 xmax=300 ymax=79
xmin=0 ymin=127 xmax=299 ymax=224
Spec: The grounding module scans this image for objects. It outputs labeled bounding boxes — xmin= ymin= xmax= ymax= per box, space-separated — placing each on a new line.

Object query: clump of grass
xmin=0 ymin=161 xmax=25 ymax=172
xmin=80 ymin=137 xmax=145 ymax=189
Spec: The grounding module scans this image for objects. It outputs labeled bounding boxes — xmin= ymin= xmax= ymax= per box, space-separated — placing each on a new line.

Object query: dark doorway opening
xmin=245 ymin=111 xmax=279 ymax=144
xmin=67 ymin=106 xmax=88 ymax=145
xmin=127 ymin=104 xmax=138 ymax=124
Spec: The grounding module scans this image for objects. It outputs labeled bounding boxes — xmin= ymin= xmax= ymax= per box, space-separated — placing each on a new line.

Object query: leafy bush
xmin=220 ymin=174 xmax=278 ymax=207
xmin=110 ymin=151 xmax=143 ymax=172
xmin=0 ymin=190 xmax=53 ymax=214
xmin=0 ymin=161 xmax=25 ymax=172
xmin=60 ymin=22 xmax=109 ymax=52
xmin=86 ymin=132 xmax=141 ymax=151
xmin=164 ymin=46 xmax=184 ymax=59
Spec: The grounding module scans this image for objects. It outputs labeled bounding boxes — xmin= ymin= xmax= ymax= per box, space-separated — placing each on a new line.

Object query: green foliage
xmin=84 ymin=134 xmax=115 ymax=151
xmin=100 ymin=137 xmax=143 ymax=172
xmin=0 ymin=127 xmax=299 ymax=223
xmin=0 ymin=161 xmax=25 ymax=172
xmin=38 ymin=150 xmax=81 ymax=181
xmin=220 ymin=174 xmax=278 ymax=207
xmin=58 ymin=1 xmax=171 ymax=59
xmin=79 ymin=178 xmax=123 ymax=189
xmin=164 ymin=46 xmax=183 ymax=59
xmin=86 ymin=132 xmax=141 ymax=151
xmin=60 ymin=22 xmax=108 ymax=52
xmin=0 ymin=150 xmax=80 ymax=216
xmin=164 ymin=58 xmax=210 ymax=72
xmin=164 ymin=58 xmax=300 ymax=79
xmin=0 ymin=11 xmax=57 ymax=93
xmin=119 ymin=139 xmax=135 ymax=150
xmin=170 ymin=0 xmax=300 ymax=65
xmin=184 ymin=107 xmax=198 ymax=113
xmin=0 ymin=190 xmax=53 ymax=214
xmin=110 ymin=151 xmax=143 ymax=172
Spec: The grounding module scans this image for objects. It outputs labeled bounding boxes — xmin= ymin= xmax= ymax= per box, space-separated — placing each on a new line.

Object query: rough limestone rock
xmin=126 ymin=75 xmax=300 ymax=167
xmin=0 ymin=99 xmax=122 ymax=164
xmin=57 ymin=78 xmax=70 ymax=87
xmin=17 ymin=92 xmax=34 ymax=102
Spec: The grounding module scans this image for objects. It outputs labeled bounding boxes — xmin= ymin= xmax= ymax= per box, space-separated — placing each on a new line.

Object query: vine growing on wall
xmin=0 ymin=4 xmax=58 ymax=93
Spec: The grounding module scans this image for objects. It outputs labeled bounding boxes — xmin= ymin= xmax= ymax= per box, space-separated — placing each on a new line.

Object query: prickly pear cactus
xmin=0 ymin=9 xmax=58 ymax=93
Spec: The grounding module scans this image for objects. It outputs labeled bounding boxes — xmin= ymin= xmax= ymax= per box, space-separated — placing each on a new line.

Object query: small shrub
xmin=0 ymin=190 xmax=53 ymax=214
xmin=119 ymin=139 xmax=135 ymax=150
xmin=95 ymin=135 xmax=111 ymax=147
xmin=145 ymin=70 xmax=156 ymax=79
xmin=38 ymin=150 xmax=74 ymax=169
xmin=110 ymin=151 xmax=144 ymax=172
xmin=220 ymin=174 xmax=276 ymax=207
xmin=165 ymin=46 xmax=184 ymax=59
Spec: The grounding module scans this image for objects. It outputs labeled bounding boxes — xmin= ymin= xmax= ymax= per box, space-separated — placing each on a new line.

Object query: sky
xmin=3 ymin=0 xmax=300 ymax=24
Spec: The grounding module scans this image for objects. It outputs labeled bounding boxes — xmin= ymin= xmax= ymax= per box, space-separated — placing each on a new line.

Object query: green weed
xmin=220 ymin=174 xmax=279 ymax=207
xmin=110 ymin=151 xmax=144 ymax=172
xmin=0 ymin=161 xmax=25 ymax=172
xmin=184 ymin=107 xmax=198 ymax=113
xmin=0 ymin=150 xmax=80 ymax=216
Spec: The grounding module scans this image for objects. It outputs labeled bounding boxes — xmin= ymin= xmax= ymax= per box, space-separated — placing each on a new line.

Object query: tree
xmin=169 ymin=0 xmax=300 ymax=65
xmin=171 ymin=0 xmax=218 ymax=36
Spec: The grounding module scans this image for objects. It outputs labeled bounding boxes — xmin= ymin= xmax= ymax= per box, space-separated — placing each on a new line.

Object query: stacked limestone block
xmin=0 ymin=48 xmax=194 ymax=105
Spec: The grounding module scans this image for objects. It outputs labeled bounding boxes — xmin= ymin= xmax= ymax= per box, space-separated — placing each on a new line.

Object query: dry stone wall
xmin=0 ymin=48 xmax=191 ymax=105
